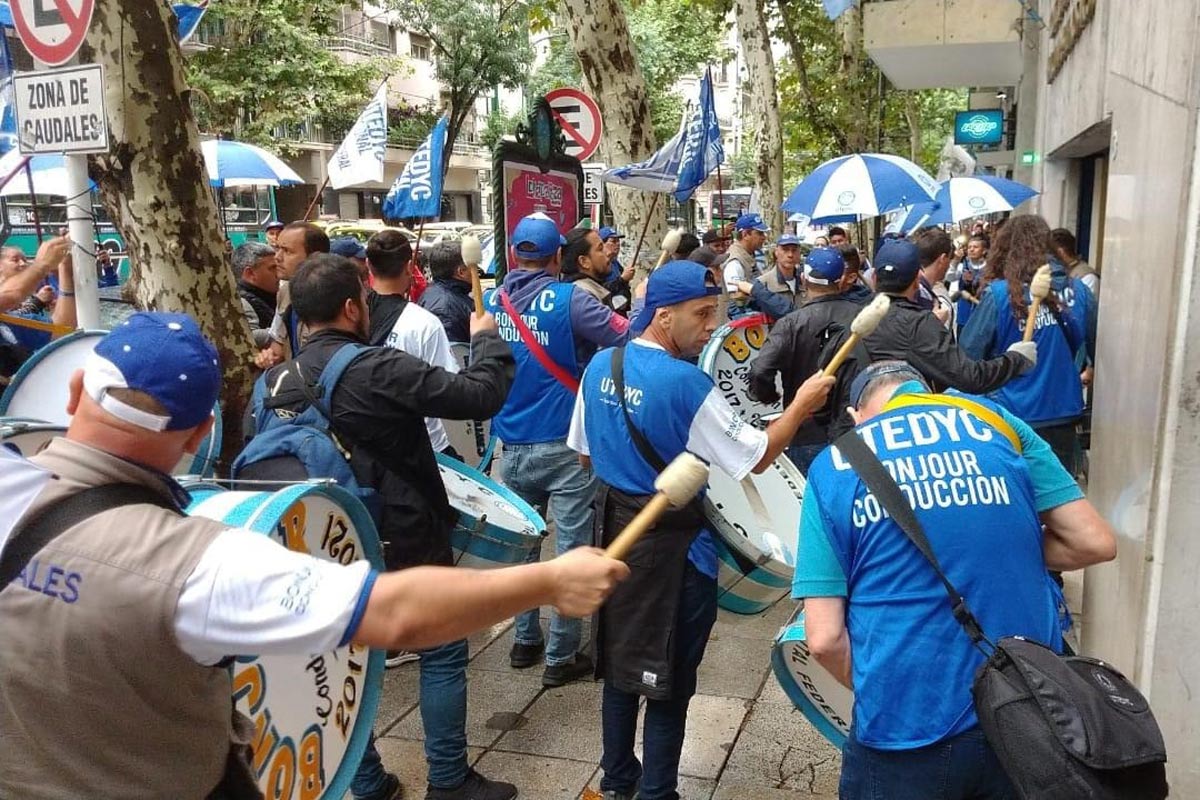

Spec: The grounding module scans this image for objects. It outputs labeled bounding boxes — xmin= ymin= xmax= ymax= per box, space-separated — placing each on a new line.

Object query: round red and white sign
xmin=546 ymin=87 xmax=603 ymax=162
xmin=11 ymin=0 xmax=96 ymax=67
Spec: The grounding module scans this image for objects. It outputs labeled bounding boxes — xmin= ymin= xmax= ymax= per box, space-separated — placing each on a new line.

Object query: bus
xmin=707 ymin=187 xmax=753 ymax=227
xmin=1 ymin=185 xmax=279 ymax=285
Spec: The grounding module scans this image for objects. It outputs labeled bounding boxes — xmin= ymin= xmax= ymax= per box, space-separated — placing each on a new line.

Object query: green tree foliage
xmin=386 ymin=0 xmax=534 ymax=173
xmin=529 ymin=0 xmax=729 ymax=145
xmin=186 ymin=0 xmax=391 ymax=148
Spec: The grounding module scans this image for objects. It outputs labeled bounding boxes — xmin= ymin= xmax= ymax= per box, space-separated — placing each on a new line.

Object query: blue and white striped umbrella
xmin=782 ymin=153 xmax=940 ymax=222
xmin=0 ymin=151 xmax=95 ymax=197
xmin=201 ymin=139 xmax=304 ymax=188
xmin=895 ymin=175 xmax=1038 ymax=229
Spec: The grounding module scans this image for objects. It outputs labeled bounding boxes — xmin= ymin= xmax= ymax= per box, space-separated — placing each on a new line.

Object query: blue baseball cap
xmin=330 ymin=237 xmax=367 ymax=260
xmin=803 ymin=247 xmax=846 ymax=286
xmin=776 ymin=234 xmax=801 ymax=247
xmin=511 ymin=213 xmax=566 ymax=259
xmin=874 ymin=239 xmax=922 ymax=290
xmin=598 ymin=226 xmax=624 ymax=242
xmin=630 ymin=260 xmax=721 ymax=333
xmin=848 ymin=361 xmax=929 ymax=409
xmin=83 ymin=313 xmax=221 ymax=431
xmin=735 ymin=213 xmax=770 ymax=232
xmin=264 ymin=219 xmax=284 ymax=231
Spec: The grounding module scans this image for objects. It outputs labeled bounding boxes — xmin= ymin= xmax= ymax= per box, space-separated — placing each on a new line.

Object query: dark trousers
xmin=1033 ymin=421 xmax=1079 ymax=477
xmin=839 ymin=727 xmax=1015 ymax=800
xmin=599 ymin=564 xmax=718 ymax=800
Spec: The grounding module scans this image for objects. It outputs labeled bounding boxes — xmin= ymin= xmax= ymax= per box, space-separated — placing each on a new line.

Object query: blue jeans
xmin=502 ymin=439 xmax=598 ymax=666
xmin=786 ymin=442 xmax=827 ymax=476
xmin=839 ymin=727 xmax=1016 ymax=800
xmin=351 ymin=639 xmax=470 ymax=796
xmin=599 ymin=564 xmax=718 ymax=800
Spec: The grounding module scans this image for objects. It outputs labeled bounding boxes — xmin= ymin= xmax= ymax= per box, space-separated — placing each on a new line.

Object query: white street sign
xmin=14 ymin=63 xmax=109 ymax=155
xmin=583 ymin=162 xmax=605 ymax=207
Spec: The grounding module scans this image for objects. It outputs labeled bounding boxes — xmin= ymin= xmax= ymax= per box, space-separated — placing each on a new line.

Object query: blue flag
xmin=823 ymin=0 xmax=856 ymax=20
xmin=384 ymin=116 xmax=448 ymax=220
xmin=173 ymin=2 xmax=209 ymax=44
xmin=0 ymin=31 xmax=15 ymax=157
xmin=673 ymin=67 xmax=724 ymax=203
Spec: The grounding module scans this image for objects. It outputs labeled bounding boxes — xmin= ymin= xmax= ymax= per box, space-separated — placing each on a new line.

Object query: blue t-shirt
xmin=568 ymin=340 xmax=768 ymax=577
xmin=792 ymin=382 xmax=1081 ymax=749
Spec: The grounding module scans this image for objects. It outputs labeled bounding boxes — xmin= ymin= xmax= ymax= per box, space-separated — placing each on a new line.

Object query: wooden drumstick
xmin=461 ymin=234 xmax=485 ymax=317
xmin=654 ymin=228 xmax=683 ymax=272
xmin=1022 ymin=264 xmax=1052 ymax=342
xmin=605 ymin=453 xmax=709 ymax=561
xmin=821 ymin=294 xmax=891 ymax=377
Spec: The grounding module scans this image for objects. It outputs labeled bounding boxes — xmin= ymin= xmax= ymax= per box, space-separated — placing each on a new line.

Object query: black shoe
xmin=357 ymin=772 xmax=404 ymax=800
xmin=509 ymin=641 xmax=544 ymax=669
xmin=425 ymin=768 xmax=517 ymax=800
xmin=541 ymin=652 xmax=593 ymax=687
xmin=602 ymin=792 xmax=637 ymax=800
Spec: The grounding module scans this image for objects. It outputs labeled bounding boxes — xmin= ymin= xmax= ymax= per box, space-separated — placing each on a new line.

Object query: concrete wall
xmin=1026 ymin=0 xmax=1200 ymax=791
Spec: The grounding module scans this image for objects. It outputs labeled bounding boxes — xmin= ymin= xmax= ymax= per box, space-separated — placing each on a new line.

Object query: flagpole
xmin=304 ymin=175 xmax=331 ymax=221
xmin=24 ymin=162 xmax=43 ymax=244
xmin=627 ymin=192 xmax=661 ymax=273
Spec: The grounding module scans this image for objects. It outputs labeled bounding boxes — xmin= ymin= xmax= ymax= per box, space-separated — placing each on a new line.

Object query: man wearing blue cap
xmin=484 ymin=212 xmax=632 ymax=686
xmin=264 ymin=218 xmax=284 ymax=247
xmin=600 ymin=226 xmax=634 ymax=313
xmin=822 ymin=239 xmax=1039 ymax=442
xmin=794 ymin=359 xmax=1115 ymax=799
xmin=331 ymin=236 xmax=369 ymax=265
xmin=748 ymin=246 xmax=869 ymax=473
xmin=723 ymin=212 xmax=770 ymax=289
xmin=733 ymin=232 xmax=805 ymax=318
xmin=0 ymin=312 xmax=628 ymax=800
xmin=568 ymin=261 xmax=834 ymax=800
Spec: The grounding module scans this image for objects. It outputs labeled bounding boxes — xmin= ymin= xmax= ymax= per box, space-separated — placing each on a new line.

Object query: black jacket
xmin=824 ymin=294 xmax=1028 ymax=439
xmin=749 ymin=292 xmax=866 ymax=446
xmin=237 ymin=281 xmax=277 ymax=330
xmin=260 ymin=328 xmax=514 ymax=569
xmin=418 ymin=278 xmax=474 ymax=343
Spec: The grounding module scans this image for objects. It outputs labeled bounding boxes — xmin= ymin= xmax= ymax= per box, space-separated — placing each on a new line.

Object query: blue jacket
xmin=418 ymin=278 xmax=474 ymax=343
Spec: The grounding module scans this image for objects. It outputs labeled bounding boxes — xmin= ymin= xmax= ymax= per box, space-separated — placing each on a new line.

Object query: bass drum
xmin=0 ymin=329 xmax=221 ymax=477
xmin=0 ymin=417 xmax=66 ymax=457
xmin=772 ymin=607 xmax=854 ymax=747
xmin=446 ymin=342 xmax=499 ymax=471
xmin=698 ymin=313 xmax=782 ymax=429
xmin=185 ymin=483 xmax=385 ymax=800
xmin=439 ymin=452 xmax=545 ymax=569
xmin=704 ymin=453 xmax=805 ymax=615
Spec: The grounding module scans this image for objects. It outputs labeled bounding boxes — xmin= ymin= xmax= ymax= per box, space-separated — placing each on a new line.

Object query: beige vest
xmin=0 ymin=439 xmax=233 ymax=799
xmin=761 ymin=267 xmax=804 ymax=312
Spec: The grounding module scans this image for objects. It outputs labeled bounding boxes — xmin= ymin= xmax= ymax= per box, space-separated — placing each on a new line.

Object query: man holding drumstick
xmin=568 ymin=260 xmax=833 ymax=800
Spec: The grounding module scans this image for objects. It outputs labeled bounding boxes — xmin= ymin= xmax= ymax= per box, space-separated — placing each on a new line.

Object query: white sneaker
xmin=385 ymin=649 xmax=420 ymax=668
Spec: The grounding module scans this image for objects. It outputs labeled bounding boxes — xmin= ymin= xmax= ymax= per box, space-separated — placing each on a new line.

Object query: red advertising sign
xmin=12 ymin=0 xmax=96 ymax=67
xmin=501 ymin=162 xmax=581 ymax=272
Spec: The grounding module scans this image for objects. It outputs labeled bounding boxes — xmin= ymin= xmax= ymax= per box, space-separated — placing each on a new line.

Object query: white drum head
xmin=705 ymin=454 xmax=805 ymax=572
xmin=0 ymin=331 xmax=106 ymax=426
xmin=699 ymin=314 xmax=782 ymax=429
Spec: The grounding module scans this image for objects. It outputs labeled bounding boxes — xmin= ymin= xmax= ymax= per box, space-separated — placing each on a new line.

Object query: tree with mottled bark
xmin=559 ymin=0 xmax=666 ymax=273
xmin=734 ymin=0 xmax=784 ymax=234
xmin=84 ymin=0 xmax=257 ymax=466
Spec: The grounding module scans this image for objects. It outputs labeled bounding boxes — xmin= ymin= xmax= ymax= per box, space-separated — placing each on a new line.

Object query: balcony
xmin=323 ymin=33 xmax=393 ymax=57
xmin=863 ymin=0 xmax=1024 ymax=90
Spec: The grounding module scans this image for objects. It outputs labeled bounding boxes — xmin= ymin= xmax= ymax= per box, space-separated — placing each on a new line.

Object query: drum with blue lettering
xmin=0 ymin=328 xmax=223 ymax=476
xmin=185 ymin=483 xmax=385 ymax=800
xmin=772 ymin=607 xmax=854 ymax=747
xmin=705 ymin=453 xmax=805 ymax=614
xmin=698 ymin=313 xmax=782 ymax=429
xmin=0 ymin=417 xmax=66 ymax=457
xmin=446 ymin=342 xmax=499 ymax=471
xmin=438 ymin=452 xmax=545 ymax=568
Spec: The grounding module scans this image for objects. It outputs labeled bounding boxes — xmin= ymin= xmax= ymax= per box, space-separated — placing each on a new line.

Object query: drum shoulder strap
xmin=0 ymin=483 xmax=178 ymax=594
xmin=884 ymin=393 xmax=1023 ymax=454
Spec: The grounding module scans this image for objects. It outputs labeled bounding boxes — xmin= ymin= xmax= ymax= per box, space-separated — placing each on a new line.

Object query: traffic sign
xmin=582 ymin=163 xmax=605 ymax=206
xmin=11 ymin=0 xmax=96 ymax=67
xmin=546 ymin=88 xmax=603 ymax=162
xmin=14 ymin=64 xmax=108 ymax=154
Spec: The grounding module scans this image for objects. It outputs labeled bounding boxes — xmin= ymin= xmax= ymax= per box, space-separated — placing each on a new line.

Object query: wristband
xmin=60 ymin=290 xmax=75 ymax=297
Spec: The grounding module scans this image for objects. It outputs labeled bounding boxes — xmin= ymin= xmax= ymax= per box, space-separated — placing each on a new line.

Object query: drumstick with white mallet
xmin=605 ymin=453 xmax=709 ymax=561
xmin=1022 ymin=264 xmax=1053 ymax=342
xmin=460 ymin=234 xmax=486 ymax=317
xmin=950 ymin=289 xmax=979 ymax=305
xmin=654 ymin=228 xmax=683 ymax=272
xmin=821 ymin=294 xmax=892 ymax=377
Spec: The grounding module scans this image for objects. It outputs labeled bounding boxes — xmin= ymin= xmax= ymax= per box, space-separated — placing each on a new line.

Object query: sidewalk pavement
xmin=366 ymin=599 xmax=842 ymax=799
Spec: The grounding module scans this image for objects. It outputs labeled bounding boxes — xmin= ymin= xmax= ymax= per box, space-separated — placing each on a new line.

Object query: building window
xmin=370 ymin=21 xmax=391 ymax=52
xmin=410 ymin=33 xmax=432 ymax=61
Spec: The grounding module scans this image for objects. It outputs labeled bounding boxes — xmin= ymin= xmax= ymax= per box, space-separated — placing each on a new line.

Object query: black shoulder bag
xmin=834 ymin=430 xmax=1168 ymax=800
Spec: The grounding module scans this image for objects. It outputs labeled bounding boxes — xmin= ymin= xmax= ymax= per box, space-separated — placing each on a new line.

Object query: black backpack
xmin=835 ymin=430 xmax=1168 ymax=799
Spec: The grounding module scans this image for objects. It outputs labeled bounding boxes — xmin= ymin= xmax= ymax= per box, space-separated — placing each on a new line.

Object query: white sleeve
xmin=567 ymin=388 xmax=589 ymax=455
xmin=723 ymin=260 xmax=744 ymax=290
xmin=1081 ymin=273 xmax=1099 ymax=295
xmin=685 ymin=388 xmax=767 ymax=480
xmin=268 ymin=311 xmax=287 ymax=344
xmin=428 ymin=324 xmax=459 ymax=373
xmin=175 ymin=529 xmax=375 ymax=666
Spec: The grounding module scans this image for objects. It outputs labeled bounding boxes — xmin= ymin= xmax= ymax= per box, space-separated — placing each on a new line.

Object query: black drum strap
xmin=0 ymin=483 xmax=177 ymax=594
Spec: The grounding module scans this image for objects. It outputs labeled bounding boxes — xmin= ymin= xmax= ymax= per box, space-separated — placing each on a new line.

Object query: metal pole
xmin=23 ymin=162 xmax=43 ymax=244
xmin=65 ymin=155 xmax=98 ymax=329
